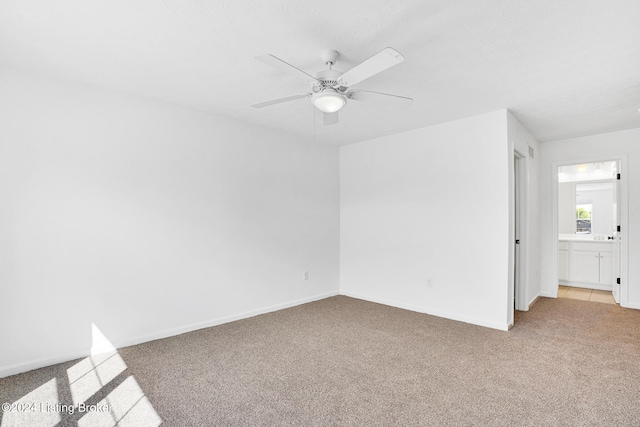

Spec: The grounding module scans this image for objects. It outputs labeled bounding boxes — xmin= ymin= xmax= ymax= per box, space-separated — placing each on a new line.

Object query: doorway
xmin=510 ymin=150 xmax=527 ymax=327
xmin=556 ymin=160 xmax=622 ymax=304
xmin=514 ymin=155 xmax=521 ymax=310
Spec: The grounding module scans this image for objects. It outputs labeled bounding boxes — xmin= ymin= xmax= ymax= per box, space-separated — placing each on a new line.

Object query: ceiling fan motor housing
xmin=313 ymin=69 xmax=344 ymax=91
xmin=311 ymin=68 xmax=348 ymax=112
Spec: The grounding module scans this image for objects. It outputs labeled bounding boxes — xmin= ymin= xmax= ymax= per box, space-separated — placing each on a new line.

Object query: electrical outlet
xmin=427 ymin=279 xmax=433 ymax=288
xmin=304 ymin=271 xmax=310 ymax=281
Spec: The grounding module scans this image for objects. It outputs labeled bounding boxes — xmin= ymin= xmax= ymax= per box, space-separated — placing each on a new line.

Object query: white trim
xmin=0 ymin=348 xmax=92 ymax=380
xmin=559 ymin=280 xmax=612 ymax=291
xmin=527 ymin=293 xmax=541 ymax=308
xmin=340 ymin=291 xmax=510 ymax=331
xmin=509 ymin=145 xmax=529 ymax=323
xmin=0 ymin=291 xmax=339 ymax=378
xmin=507 ymin=144 xmax=515 ymax=325
xmin=514 ymin=150 xmax=528 ymax=312
xmin=551 ymin=155 xmax=629 ymax=306
xmin=618 ymin=157 xmax=630 ymax=307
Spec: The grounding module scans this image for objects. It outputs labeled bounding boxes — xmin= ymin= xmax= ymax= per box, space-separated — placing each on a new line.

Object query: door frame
xmin=551 ymin=155 xmax=629 ymax=306
xmin=514 ymin=152 xmax=528 ymax=311
xmin=509 ymin=149 xmax=528 ymax=327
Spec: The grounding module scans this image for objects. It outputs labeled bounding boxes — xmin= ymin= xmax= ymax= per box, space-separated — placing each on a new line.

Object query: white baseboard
xmin=115 ymin=290 xmax=339 ymax=350
xmin=0 ymin=290 xmax=339 ymax=379
xmin=559 ymin=280 xmax=612 ymax=291
xmin=525 ymin=293 xmax=542 ymax=310
xmin=0 ymin=348 xmax=94 ymax=381
xmin=621 ymin=301 xmax=640 ymax=309
xmin=340 ymin=291 xmax=509 ymax=331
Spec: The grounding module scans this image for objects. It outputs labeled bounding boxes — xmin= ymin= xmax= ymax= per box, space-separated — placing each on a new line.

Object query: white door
xmin=611 ymin=164 xmax=621 ymax=303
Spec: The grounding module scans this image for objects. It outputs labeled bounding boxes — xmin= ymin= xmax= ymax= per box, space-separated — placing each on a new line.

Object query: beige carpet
xmin=1 ymin=296 xmax=640 ymax=426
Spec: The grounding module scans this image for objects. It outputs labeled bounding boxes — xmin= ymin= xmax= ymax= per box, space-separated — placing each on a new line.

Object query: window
xmin=576 ymin=203 xmax=592 ymax=234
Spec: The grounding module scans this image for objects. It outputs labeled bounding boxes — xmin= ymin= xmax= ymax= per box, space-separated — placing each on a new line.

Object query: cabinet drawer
xmin=573 ymin=242 xmax=612 ymax=252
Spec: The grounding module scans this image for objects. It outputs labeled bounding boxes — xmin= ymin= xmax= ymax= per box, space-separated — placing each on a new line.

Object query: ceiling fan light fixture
xmin=312 ymin=89 xmax=346 ymax=113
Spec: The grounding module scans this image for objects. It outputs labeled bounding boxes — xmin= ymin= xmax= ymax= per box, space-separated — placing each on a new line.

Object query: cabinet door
xmin=599 ymin=252 xmax=613 ymax=284
xmin=558 ymin=249 xmax=570 ymax=281
xmin=572 ymin=250 xmax=600 ymax=283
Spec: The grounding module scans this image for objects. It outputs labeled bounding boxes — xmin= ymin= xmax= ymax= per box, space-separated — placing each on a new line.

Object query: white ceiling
xmin=1 ymin=0 xmax=639 ymax=145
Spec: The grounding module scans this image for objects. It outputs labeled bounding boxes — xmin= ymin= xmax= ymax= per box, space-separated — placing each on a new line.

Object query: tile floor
xmin=558 ymin=285 xmax=616 ymax=304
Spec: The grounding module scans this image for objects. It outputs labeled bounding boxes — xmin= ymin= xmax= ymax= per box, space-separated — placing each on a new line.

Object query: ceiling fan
xmin=251 ymin=48 xmax=412 ymax=125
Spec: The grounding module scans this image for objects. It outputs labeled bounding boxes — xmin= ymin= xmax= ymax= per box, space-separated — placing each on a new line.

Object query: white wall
xmin=340 ymin=110 xmax=511 ymax=330
xmin=539 ymin=128 xmax=640 ymax=307
xmin=558 ymin=182 xmax=576 ymax=234
xmin=507 ymin=111 xmax=541 ymax=311
xmin=0 ymin=66 xmax=340 ymax=377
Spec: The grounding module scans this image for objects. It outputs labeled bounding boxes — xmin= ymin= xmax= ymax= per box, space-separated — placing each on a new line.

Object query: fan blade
xmin=323 ymin=112 xmax=339 ymax=126
xmin=256 ymin=54 xmax=319 ymax=83
xmin=337 ymin=48 xmax=404 ymax=87
xmin=251 ymin=94 xmax=309 ymax=108
xmin=348 ymin=89 xmax=413 ymax=108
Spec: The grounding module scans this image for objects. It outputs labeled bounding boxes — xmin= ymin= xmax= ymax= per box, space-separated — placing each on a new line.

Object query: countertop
xmin=559 ymin=234 xmax=612 ymax=243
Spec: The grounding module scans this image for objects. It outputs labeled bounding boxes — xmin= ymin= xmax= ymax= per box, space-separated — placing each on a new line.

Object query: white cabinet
xmin=558 ymin=242 xmax=570 ymax=281
xmin=572 ymin=250 xmax=601 ymax=283
xmin=599 ymin=252 xmax=613 ymax=284
xmin=560 ymin=241 xmax=613 ymax=290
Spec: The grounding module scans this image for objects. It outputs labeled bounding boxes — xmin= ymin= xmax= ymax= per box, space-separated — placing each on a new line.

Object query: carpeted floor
xmin=2 ymin=296 xmax=640 ymax=426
